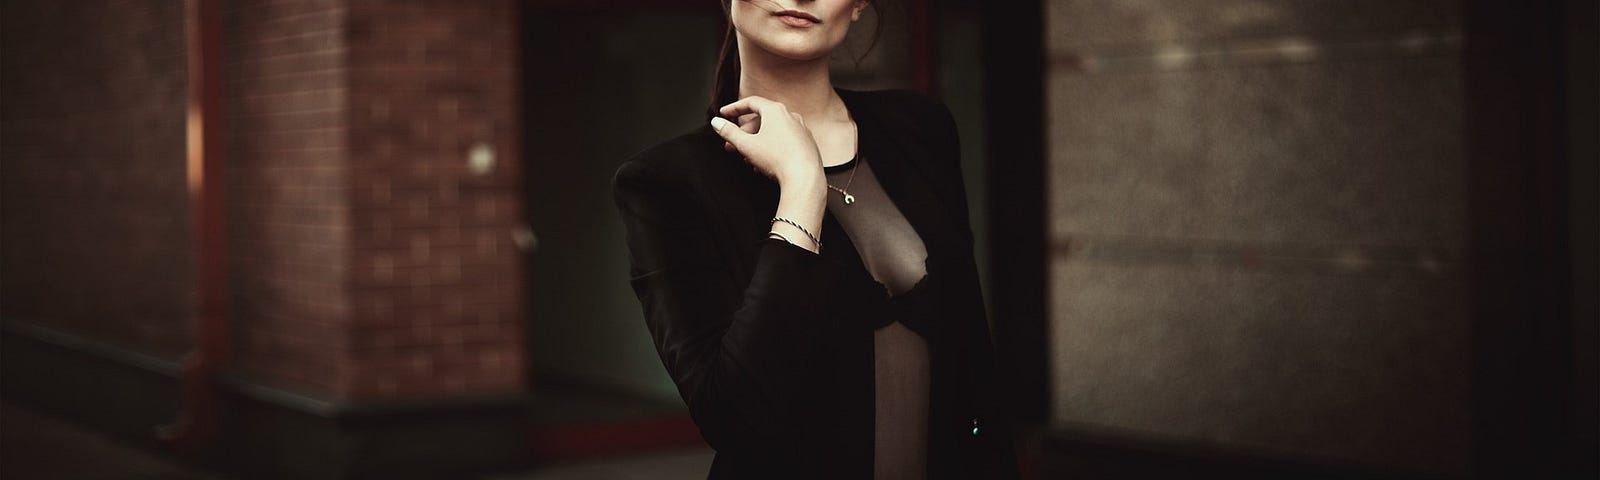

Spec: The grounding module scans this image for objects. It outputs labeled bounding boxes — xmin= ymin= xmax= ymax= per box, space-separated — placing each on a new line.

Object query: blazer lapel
xmin=837 ymin=88 xmax=963 ymax=265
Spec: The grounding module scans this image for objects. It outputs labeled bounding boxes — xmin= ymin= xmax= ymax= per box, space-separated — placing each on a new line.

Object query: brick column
xmin=226 ymin=0 xmax=355 ymax=398
xmin=226 ymin=0 xmax=524 ymax=402
xmin=343 ymin=0 xmax=525 ymax=400
xmin=220 ymin=0 xmax=528 ymax=477
xmin=0 ymin=0 xmax=528 ymax=476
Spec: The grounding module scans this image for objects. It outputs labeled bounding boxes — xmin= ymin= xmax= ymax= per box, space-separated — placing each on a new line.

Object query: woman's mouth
xmin=773 ymin=10 xmax=821 ymax=27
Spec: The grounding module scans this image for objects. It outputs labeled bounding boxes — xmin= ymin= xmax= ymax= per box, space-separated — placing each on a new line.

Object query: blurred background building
xmin=0 ymin=0 xmax=1593 ymax=479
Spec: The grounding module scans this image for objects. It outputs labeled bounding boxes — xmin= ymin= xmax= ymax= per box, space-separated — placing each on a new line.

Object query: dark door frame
xmin=979 ymin=0 xmax=1049 ymax=430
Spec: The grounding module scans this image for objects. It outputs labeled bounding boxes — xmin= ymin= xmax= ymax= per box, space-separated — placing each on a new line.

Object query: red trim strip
xmin=528 ymin=414 xmax=705 ymax=462
xmin=910 ymin=0 xmax=936 ymax=94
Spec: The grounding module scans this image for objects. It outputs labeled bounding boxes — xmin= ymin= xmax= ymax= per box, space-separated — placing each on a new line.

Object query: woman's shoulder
xmin=839 ymin=87 xmax=957 ymax=138
xmin=612 ymin=124 xmax=723 ymax=191
xmin=843 ymin=87 xmax=949 ymax=113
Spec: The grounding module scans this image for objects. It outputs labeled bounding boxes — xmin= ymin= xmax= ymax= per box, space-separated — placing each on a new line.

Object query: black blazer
xmin=612 ymin=88 xmax=1019 ymax=479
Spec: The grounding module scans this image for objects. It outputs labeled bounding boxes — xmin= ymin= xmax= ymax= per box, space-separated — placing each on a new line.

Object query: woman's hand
xmin=710 ymin=96 xmax=827 ymax=253
xmin=711 ymin=96 xmax=824 ymax=186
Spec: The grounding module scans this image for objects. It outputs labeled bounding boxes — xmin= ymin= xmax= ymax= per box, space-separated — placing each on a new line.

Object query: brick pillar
xmin=226 ymin=0 xmax=355 ymax=398
xmin=220 ymin=1 xmax=527 ymax=477
xmin=226 ymin=0 xmax=524 ymax=403
xmin=343 ymin=0 xmax=525 ymax=400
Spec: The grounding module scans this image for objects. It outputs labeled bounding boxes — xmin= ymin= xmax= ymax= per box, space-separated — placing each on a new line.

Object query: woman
xmin=611 ymin=1 xmax=1018 ymax=478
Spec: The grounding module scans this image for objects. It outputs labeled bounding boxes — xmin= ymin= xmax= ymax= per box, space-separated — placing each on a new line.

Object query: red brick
xmin=4 ymin=0 xmax=527 ymax=402
xmin=0 ymin=0 xmax=192 ymax=360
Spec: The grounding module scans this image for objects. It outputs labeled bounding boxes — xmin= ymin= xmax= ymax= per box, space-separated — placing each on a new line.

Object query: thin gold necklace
xmin=827 ymin=120 xmax=860 ymax=205
xmin=827 ymin=156 xmax=860 ymax=205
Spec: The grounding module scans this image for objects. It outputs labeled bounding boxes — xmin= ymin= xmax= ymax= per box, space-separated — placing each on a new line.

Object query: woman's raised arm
xmin=611 ymin=158 xmax=831 ymax=456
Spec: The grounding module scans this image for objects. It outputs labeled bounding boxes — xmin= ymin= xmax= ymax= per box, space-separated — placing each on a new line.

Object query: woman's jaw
xmin=731 ymin=0 xmax=862 ymax=62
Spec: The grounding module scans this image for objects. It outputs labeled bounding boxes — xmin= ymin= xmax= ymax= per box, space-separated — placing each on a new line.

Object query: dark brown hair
xmin=707 ymin=0 xmax=887 ymax=119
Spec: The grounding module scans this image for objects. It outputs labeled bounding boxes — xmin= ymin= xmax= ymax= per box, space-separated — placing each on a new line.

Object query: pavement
xmin=0 ymin=398 xmax=235 ymax=480
xmin=487 ymin=448 xmax=715 ymax=480
xmin=0 ymin=397 xmax=715 ymax=480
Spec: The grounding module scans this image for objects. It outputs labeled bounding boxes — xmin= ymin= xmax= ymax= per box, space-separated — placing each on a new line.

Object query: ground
xmin=0 ymin=398 xmax=714 ymax=480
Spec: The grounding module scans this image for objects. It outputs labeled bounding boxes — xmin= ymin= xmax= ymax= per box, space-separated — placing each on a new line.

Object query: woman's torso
xmin=637 ymin=88 xmax=1016 ymax=479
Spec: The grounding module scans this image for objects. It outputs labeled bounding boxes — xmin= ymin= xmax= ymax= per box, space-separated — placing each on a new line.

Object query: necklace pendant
xmin=843 ymin=193 xmax=856 ymax=205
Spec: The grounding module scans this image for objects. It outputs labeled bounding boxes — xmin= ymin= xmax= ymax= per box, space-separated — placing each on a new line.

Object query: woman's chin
xmin=761 ymin=43 xmax=834 ymax=62
xmin=743 ymin=33 xmax=839 ymax=62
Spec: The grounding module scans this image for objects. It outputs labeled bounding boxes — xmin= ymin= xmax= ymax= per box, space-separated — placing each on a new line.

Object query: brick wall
xmin=5 ymin=0 xmax=530 ymax=404
xmin=0 ymin=0 xmax=192 ymax=359
xmin=225 ymin=0 xmax=354 ymax=397
xmin=225 ymin=0 xmax=525 ymax=401
xmin=342 ymin=0 xmax=525 ymax=399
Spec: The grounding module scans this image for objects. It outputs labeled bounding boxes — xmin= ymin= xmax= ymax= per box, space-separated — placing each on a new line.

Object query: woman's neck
xmin=735 ymin=39 xmax=847 ymax=123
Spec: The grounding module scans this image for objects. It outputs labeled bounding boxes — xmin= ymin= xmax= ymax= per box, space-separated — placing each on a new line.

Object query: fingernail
xmin=710 ymin=117 xmax=730 ymax=132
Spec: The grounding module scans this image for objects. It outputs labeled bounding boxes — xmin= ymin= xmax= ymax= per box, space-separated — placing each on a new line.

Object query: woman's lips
xmin=774 ymin=10 xmax=820 ymax=27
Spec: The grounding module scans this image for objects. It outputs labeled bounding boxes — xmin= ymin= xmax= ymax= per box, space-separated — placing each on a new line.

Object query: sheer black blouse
xmin=612 ymin=88 xmax=1018 ymax=480
xmin=823 ymin=152 xmax=933 ymax=480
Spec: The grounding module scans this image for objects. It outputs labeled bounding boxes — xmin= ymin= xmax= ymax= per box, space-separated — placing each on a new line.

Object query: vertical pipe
xmin=910 ymin=0 xmax=935 ymax=94
xmin=161 ymin=0 xmax=227 ymax=455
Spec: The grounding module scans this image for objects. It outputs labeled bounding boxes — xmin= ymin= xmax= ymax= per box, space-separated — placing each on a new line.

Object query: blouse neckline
xmin=824 ymin=154 xmax=861 ymax=174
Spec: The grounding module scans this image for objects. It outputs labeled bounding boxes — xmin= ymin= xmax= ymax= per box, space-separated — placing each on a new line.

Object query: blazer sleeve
xmin=611 ymin=158 xmax=831 ymax=454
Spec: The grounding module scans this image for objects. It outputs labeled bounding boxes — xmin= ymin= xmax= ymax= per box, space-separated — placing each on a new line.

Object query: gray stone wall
xmin=1045 ymin=1 xmax=1470 ymax=474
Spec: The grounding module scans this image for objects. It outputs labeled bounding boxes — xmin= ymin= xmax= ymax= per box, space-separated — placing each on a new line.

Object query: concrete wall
xmin=1044 ymin=0 xmax=1470 ymax=475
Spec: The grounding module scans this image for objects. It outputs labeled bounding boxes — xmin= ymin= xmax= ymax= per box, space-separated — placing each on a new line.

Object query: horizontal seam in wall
xmin=1052 ymin=30 xmax=1464 ymax=74
xmin=1051 ymin=234 xmax=1463 ymax=277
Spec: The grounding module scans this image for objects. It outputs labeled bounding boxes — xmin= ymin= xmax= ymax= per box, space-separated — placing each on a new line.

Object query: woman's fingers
xmin=710 ymin=116 xmax=751 ymax=151
xmin=716 ymin=96 xmax=762 ymax=118
xmin=713 ymin=96 xmax=822 ymax=182
xmin=718 ymin=95 xmax=784 ymax=119
xmin=713 ymin=105 xmax=772 ymax=153
xmin=736 ymin=113 xmax=760 ymax=134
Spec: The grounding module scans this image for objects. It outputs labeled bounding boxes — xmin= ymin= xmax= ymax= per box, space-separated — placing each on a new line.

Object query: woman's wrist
xmin=772 ymin=171 xmax=826 ymax=254
xmin=776 ymin=170 xmax=827 ymax=212
xmin=775 ymin=161 xmax=824 ymax=189
xmin=768 ymin=220 xmax=820 ymax=252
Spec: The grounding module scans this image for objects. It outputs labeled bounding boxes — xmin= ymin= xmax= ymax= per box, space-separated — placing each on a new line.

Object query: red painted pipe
xmin=160 ymin=0 xmax=228 ymax=455
xmin=910 ymin=0 xmax=936 ymax=95
xmin=528 ymin=415 xmax=705 ymax=462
